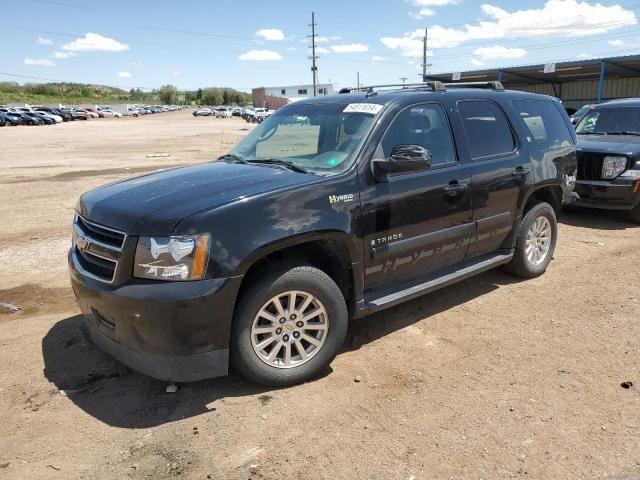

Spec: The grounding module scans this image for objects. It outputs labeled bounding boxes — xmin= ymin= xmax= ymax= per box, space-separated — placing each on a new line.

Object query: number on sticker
xmin=343 ymin=103 xmax=384 ymax=115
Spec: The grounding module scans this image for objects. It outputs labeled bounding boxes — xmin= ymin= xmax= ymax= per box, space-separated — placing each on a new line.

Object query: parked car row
xmin=127 ymin=104 xmax=185 ymax=117
xmin=0 ymin=105 xmax=121 ymax=126
xmin=240 ymin=107 xmax=275 ymax=123
xmin=0 ymin=104 xmax=186 ymax=126
xmin=192 ymin=106 xmax=243 ymax=118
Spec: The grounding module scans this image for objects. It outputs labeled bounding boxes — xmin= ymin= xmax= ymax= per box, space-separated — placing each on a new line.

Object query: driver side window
xmin=381 ymin=103 xmax=456 ymax=166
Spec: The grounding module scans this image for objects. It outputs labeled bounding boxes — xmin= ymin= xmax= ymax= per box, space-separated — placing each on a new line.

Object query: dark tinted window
xmin=458 ymin=100 xmax=514 ymax=159
xmin=576 ymin=106 xmax=640 ymax=134
xmin=381 ymin=103 xmax=456 ymax=166
xmin=513 ymin=99 xmax=574 ymax=149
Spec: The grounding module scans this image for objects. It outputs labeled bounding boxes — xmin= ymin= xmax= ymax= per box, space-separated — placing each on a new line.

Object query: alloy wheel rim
xmin=250 ymin=290 xmax=329 ymax=369
xmin=525 ymin=216 xmax=552 ymax=266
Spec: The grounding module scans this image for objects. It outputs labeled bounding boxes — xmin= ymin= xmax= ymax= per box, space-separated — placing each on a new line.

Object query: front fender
xmin=173 ymin=171 xmax=363 ymax=280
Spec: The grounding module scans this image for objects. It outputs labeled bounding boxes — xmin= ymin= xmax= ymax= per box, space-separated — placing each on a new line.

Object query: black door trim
xmin=476 ymin=211 xmax=512 ymax=232
xmin=372 ymin=221 xmax=475 ymax=258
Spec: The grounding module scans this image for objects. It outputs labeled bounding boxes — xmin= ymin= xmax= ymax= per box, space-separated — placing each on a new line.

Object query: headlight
xmin=602 ymin=156 xmax=627 ymax=179
xmin=134 ymin=234 xmax=210 ymax=281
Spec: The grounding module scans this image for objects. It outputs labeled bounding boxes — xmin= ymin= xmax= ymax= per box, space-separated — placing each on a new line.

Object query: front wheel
xmin=231 ymin=265 xmax=348 ymax=386
xmin=504 ymin=202 xmax=557 ymax=279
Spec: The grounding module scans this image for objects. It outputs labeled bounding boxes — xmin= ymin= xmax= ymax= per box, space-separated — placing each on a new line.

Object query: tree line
xmin=0 ymin=81 xmax=251 ymax=106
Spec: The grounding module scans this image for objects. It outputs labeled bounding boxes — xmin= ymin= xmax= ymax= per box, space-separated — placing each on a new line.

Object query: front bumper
xmin=573 ymin=180 xmax=640 ymax=211
xmin=68 ymin=250 xmax=242 ymax=382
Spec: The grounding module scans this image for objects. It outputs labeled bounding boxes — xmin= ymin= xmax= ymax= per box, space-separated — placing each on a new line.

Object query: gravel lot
xmin=0 ymin=109 xmax=639 ymax=480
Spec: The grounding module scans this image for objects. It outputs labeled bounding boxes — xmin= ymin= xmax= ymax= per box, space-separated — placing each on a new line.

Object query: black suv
xmin=69 ymin=82 xmax=577 ymax=386
xmin=574 ymin=99 xmax=640 ymax=222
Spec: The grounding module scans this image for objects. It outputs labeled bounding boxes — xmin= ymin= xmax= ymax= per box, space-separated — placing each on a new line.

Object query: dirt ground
xmin=0 ymin=109 xmax=639 ymax=480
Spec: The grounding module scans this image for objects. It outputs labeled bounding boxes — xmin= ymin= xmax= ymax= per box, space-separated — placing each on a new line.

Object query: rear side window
xmin=458 ymin=100 xmax=515 ymax=159
xmin=513 ymin=99 xmax=574 ymax=149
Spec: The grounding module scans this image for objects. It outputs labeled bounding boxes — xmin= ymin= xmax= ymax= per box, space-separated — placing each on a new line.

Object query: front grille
xmin=76 ymin=215 xmax=125 ymax=249
xmin=75 ymin=247 xmax=117 ymax=281
xmin=577 ymin=153 xmax=605 ymax=181
xmin=73 ymin=214 xmax=126 ymax=283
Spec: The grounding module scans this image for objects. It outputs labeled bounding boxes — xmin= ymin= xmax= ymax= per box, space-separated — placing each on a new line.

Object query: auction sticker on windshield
xmin=343 ymin=103 xmax=384 ymax=115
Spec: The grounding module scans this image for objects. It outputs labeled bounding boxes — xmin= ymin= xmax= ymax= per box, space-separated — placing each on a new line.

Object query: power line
xmin=309 ymin=12 xmax=318 ymax=97
xmin=27 ymin=0 xmax=105 ymax=11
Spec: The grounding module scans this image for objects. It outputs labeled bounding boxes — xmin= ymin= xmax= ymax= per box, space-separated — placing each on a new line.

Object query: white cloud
xmin=372 ymin=55 xmax=390 ymax=63
xmin=255 ymin=28 xmax=285 ymax=41
xmin=410 ymin=8 xmax=435 ymax=19
xmin=238 ymin=49 xmax=283 ymax=61
xmin=315 ymin=46 xmax=331 ymax=54
xmin=383 ymin=0 xmax=637 ymax=57
xmin=172 ymin=70 xmax=180 ymax=75
xmin=285 ymin=46 xmax=299 ymax=51
xmin=24 ymin=57 xmax=55 ymax=66
xmin=470 ymin=58 xmax=486 ymax=66
xmin=37 ymin=36 xmax=53 ymax=45
xmin=51 ymin=51 xmax=74 ymax=59
xmin=577 ymin=53 xmax=594 ymax=59
xmin=473 ymin=45 xmax=527 ymax=59
xmin=316 ymin=35 xmax=342 ymax=43
xmin=409 ymin=0 xmax=457 ymax=18
xmin=330 ymin=43 xmax=369 ymax=53
xmin=117 ymin=71 xmax=132 ymax=78
xmin=62 ymin=32 xmax=129 ymax=52
xmin=608 ymin=39 xmax=624 ymax=46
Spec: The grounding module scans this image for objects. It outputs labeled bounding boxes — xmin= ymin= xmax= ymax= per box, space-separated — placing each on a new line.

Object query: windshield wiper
xmin=247 ymin=159 xmax=311 ymax=174
xmin=602 ymin=131 xmax=640 ymax=136
xmin=217 ymin=153 xmax=248 ymax=164
xmin=578 ymin=131 xmax=607 ymax=135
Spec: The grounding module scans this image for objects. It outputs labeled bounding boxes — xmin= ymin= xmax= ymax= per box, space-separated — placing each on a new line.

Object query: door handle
xmin=512 ymin=166 xmax=531 ymax=177
xmin=443 ymin=181 xmax=468 ymax=198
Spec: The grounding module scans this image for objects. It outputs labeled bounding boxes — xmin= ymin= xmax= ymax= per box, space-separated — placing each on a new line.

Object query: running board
xmin=365 ymin=252 xmax=514 ymax=314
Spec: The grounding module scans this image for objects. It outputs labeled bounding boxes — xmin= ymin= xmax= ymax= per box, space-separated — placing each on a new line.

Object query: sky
xmin=1 ymin=0 xmax=639 ymax=92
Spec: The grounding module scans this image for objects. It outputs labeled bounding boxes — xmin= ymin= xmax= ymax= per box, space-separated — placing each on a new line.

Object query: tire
xmin=504 ymin=201 xmax=557 ymax=279
xmin=231 ymin=264 xmax=348 ymax=387
xmin=627 ymin=202 xmax=640 ymax=224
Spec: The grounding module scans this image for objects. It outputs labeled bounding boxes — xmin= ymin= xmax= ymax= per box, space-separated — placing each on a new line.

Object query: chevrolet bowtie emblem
xmin=76 ymin=235 xmax=91 ymax=252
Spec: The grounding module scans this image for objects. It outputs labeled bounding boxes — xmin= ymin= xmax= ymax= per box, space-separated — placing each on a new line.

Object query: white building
xmin=252 ymin=83 xmax=334 ymax=108
xmin=264 ymin=83 xmax=334 ymax=99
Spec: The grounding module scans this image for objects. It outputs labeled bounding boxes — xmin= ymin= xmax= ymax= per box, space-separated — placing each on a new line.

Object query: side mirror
xmin=372 ymin=144 xmax=432 ymax=182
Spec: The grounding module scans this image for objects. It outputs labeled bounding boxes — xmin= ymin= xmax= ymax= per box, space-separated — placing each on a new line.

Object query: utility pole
xmin=357 ymin=72 xmax=360 ymax=89
xmin=309 ymin=12 xmax=318 ymax=97
xmin=420 ymin=28 xmax=431 ymax=82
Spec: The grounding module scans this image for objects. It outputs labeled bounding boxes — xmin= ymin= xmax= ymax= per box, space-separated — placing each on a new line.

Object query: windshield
xmin=576 ymin=107 xmax=640 ymax=135
xmin=228 ymin=102 xmax=380 ymax=173
xmin=573 ymin=105 xmax=590 ymax=117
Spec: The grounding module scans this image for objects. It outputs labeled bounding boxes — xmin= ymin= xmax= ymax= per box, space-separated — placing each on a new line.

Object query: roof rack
xmin=338 ymin=81 xmax=446 ymax=96
xmin=443 ymin=81 xmax=505 ymax=91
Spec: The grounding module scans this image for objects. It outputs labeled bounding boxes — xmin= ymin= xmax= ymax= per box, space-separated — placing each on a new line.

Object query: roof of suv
xmin=590 ymin=98 xmax=640 ymax=108
xmin=293 ymin=86 xmax=552 ymax=108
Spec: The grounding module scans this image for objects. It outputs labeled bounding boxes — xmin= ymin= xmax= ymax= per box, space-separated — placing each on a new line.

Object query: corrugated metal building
xmin=428 ymin=54 xmax=640 ymax=110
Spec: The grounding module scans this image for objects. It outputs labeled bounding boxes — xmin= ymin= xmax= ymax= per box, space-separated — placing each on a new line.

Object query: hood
xmin=576 ymin=135 xmax=640 ymax=156
xmin=77 ymin=161 xmax=317 ymax=235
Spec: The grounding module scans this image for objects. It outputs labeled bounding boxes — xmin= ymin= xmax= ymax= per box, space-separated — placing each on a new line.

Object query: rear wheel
xmin=504 ymin=202 xmax=557 ymax=279
xmin=231 ymin=265 xmax=348 ymax=386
